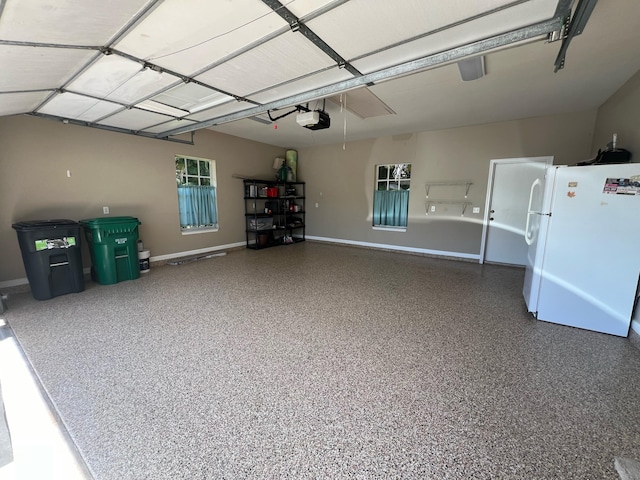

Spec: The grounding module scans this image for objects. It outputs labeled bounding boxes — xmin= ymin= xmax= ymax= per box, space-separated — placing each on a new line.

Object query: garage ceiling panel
xmin=38 ymin=92 xmax=123 ymax=121
xmin=307 ymin=0 xmax=531 ymax=60
xmin=67 ymin=55 xmax=143 ymax=100
xmin=96 ymin=108 xmax=171 ymax=130
xmin=0 ymin=0 xmax=151 ymax=45
xmin=151 ymin=83 xmax=235 ymax=114
xmin=114 ymin=0 xmax=287 ymax=75
xmin=185 ymin=100 xmax=257 ymax=122
xmin=106 ymin=69 xmax=181 ymax=105
xmin=285 ymin=0 xmax=340 ymax=18
xmin=247 ymin=67 xmax=354 ymax=105
xmin=0 ymin=46 xmax=97 ymax=91
xmin=67 ymin=55 xmax=181 ymax=105
xmin=0 ymin=91 xmax=51 ymax=116
xmin=140 ymin=118 xmax=197 ymax=135
xmin=2 ymin=0 xmax=635 ymax=149
xmin=195 ymin=31 xmax=337 ymax=97
xmin=353 ymin=0 xmax=558 ymax=74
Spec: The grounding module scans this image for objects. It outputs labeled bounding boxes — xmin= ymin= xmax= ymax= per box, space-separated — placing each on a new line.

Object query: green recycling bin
xmin=80 ymin=216 xmax=141 ymax=285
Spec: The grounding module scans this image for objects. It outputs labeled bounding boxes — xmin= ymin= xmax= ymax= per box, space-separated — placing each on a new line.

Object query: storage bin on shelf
xmin=248 ymin=217 xmax=273 ymax=231
xmin=80 ymin=216 xmax=141 ymax=285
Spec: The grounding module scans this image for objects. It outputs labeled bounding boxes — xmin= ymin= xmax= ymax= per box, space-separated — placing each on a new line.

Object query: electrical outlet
xmin=315 ymin=203 xmax=319 ymax=208
xmin=473 ymin=207 xmax=480 ymax=214
xmin=103 ymin=206 xmax=109 ymax=214
xmin=430 ymin=205 xmax=436 ymax=212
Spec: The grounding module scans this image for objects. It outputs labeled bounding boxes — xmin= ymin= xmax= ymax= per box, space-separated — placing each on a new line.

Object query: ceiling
xmin=1 ymin=0 xmax=639 ymax=148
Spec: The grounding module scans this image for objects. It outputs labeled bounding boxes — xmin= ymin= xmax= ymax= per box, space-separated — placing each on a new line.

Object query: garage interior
xmin=2 ymin=0 xmax=640 ymax=479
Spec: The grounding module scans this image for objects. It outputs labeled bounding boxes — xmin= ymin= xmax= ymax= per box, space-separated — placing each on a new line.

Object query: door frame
xmin=479 ymin=156 xmax=553 ymax=264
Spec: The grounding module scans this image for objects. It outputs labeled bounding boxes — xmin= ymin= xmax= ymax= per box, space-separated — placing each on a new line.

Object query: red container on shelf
xmin=266 ymin=187 xmax=279 ymax=198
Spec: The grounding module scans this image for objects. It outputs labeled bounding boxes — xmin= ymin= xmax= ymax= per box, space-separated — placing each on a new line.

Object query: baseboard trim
xmin=306 ymin=236 xmax=481 ymax=262
xmin=629 ymin=322 xmax=640 ymax=351
xmin=0 ymin=277 xmax=29 ymax=289
xmin=0 ymin=242 xmax=246 ymax=289
xmin=150 ymin=242 xmax=246 ymax=263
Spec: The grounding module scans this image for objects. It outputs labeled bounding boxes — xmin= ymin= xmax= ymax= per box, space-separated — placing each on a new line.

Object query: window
xmin=175 ymin=155 xmax=218 ymax=232
xmin=373 ymin=163 xmax=411 ymax=228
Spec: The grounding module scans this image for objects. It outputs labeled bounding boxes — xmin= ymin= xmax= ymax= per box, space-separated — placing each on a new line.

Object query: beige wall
xmin=0 ymin=108 xmax=601 ymax=285
xmin=0 ymin=115 xmax=284 ymax=284
xmin=591 ymin=68 xmax=640 ymax=158
xmin=300 ymin=110 xmax=597 ymax=256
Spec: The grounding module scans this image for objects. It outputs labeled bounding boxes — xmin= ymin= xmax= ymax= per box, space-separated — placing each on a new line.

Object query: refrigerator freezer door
xmin=523 ymin=167 xmax=557 ymax=312
xmin=535 ymin=164 xmax=640 ymax=336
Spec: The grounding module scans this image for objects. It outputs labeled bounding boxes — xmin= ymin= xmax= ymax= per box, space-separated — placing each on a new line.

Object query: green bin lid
xmin=80 ymin=216 xmax=140 ymax=226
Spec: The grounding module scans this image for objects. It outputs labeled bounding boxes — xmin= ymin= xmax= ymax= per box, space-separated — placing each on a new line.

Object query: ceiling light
xmin=457 ymin=56 xmax=485 ymax=81
xmin=136 ymin=100 xmax=189 ymax=117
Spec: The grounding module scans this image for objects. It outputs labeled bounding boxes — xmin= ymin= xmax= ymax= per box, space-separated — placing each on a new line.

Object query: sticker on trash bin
xmin=115 ymin=238 xmax=127 ymax=244
xmin=34 ymin=236 xmax=76 ymax=251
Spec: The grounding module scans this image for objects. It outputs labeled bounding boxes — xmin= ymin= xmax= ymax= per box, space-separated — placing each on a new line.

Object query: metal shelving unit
xmin=243 ymin=179 xmax=305 ymax=250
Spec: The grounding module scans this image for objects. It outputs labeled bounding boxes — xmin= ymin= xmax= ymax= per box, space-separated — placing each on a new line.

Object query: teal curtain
xmin=373 ymin=190 xmax=409 ymax=227
xmin=178 ymin=185 xmax=217 ymax=228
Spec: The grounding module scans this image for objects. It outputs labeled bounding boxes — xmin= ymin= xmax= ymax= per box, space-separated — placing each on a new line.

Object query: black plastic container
xmin=12 ymin=219 xmax=85 ymax=300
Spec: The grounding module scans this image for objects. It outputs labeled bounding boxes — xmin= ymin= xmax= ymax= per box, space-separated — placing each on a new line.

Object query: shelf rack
xmin=425 ymin=200 xmax=472 ymax=216
xmin=243 ymin=179 xmax=305 ymax=250
xmin=424 ymin=180 xmax=474 ymax=216
xmin=425 ymin=180 xmax=473 ymax=198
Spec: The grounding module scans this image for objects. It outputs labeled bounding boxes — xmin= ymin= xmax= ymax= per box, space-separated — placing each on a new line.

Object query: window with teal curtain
xmin=175 ymin=156 xmax=218 ymax=231
xmin=373 ymin=190 xmax=409 ymax=227
xmin=177 ymin=185 xmax=217 ymax=228
xmin=373 ymin=163 xmax=411 ymax=228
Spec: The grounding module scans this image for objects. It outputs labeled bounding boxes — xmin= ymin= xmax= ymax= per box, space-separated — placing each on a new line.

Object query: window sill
xmin=372 ymin=226 xmax=407 ymax=233
xmin=180 ymin=227 xmax=219 ymax=235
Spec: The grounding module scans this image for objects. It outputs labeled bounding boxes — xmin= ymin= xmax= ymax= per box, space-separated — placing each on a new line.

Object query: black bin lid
xmin=12 ymin=219 xmax=80 ymax=231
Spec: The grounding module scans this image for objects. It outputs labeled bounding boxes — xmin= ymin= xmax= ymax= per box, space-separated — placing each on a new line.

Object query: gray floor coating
xmin=4 ymin=242 xmax=640 ymax=479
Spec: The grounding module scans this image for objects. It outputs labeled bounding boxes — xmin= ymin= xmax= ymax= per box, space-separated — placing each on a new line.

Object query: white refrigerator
xmin=523 ymin=163 xmax=640 ymax=337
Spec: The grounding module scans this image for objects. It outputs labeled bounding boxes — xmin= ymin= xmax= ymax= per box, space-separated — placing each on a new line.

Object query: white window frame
xmin=373 ymin=163 xmax=411 ymax=232
xmin=175 ymin=155 xmax=219 ymax=235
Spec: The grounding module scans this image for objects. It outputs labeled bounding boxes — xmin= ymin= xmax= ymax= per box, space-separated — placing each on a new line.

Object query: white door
xmin=481 ymin=157 xmax=553 ymax=265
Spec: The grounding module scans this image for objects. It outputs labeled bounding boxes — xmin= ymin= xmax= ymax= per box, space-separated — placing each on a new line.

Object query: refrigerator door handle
xmin=525 ymin=178 xmax=541 ymax=245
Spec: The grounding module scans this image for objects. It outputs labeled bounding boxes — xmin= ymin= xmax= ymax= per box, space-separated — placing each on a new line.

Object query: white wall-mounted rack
xmin=424 ymin=181 xmax=473 ymax=198
xmin=425 ymin=200 xmax=473 ymax=216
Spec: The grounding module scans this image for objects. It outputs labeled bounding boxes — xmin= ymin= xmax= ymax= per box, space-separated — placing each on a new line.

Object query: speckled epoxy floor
xmin=4 ymin=242 xmax=640 ymax=479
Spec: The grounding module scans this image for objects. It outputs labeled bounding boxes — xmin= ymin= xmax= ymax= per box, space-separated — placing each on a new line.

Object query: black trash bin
xmin=12 ymin=219 xmax=85 ymax=300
